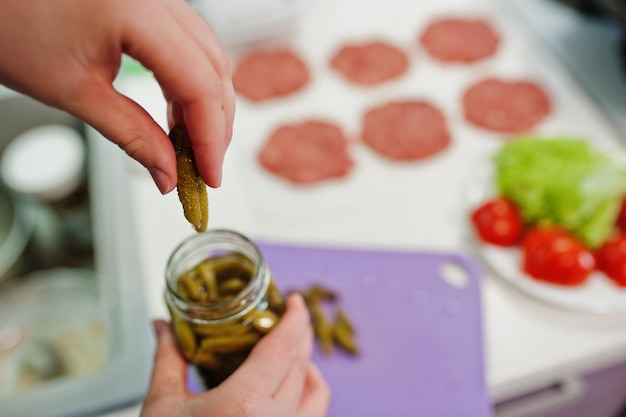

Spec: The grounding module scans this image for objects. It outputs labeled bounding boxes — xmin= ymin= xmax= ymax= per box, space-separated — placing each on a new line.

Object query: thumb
xmin=66 ymin=81 xmax=177 ymax=194
xmin=143 ymin=320 xmax=189 ymax=403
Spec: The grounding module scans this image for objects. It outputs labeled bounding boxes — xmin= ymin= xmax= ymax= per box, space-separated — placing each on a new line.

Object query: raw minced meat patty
xmin=462 ymin=78 xmax=551 ymax=133
xmin=361 ymin=100 xmax=451 ymax=160
xmin=419 ymin=18 xmax=500 ymax=63
xmin=232 ymin=49 xmax=310 ymax=101
xmin=330 ymin=41 xmax=409 ymax=85
xmin=258 ymin=121 xmax=354 ymax=184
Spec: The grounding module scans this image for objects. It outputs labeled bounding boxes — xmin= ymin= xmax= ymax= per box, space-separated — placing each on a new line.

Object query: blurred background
xmin=3 ymin=0 xmax=626 ymax=416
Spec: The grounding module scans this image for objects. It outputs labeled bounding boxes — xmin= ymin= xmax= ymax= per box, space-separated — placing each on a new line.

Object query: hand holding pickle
xmin=0 ymin=0 xmax=235 ymax=194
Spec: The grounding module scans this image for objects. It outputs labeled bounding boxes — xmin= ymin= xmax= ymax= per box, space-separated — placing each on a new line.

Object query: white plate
xmin=466 ymin=162 xmax=626 ymax=315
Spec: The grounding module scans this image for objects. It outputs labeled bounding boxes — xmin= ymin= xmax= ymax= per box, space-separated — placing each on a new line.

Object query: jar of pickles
xmin=164 ymin=229 xmax=286 ymax=388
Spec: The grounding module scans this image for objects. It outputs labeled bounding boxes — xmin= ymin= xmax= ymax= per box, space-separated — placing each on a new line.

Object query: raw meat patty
xmin=462 ymin=78 xmax=551 ymax=133
xmin=232 ymin=49 xmax=310 ymax=101
xmin=361 ymin=101 xmax=451 ymax=160
xmin=419 ymin=18 xmax=499 ymax=63
xmin=258 ymin=121 xmax=354 ymax=184
xmin=330 ymin=41 xmax=409 ymax=85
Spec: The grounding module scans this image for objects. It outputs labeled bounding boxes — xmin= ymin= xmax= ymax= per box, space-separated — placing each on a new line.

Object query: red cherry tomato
xmin=596 ymin=233 xmax=626 ymax=287
xmin=521 ymin=227 xmax=596 ymax=286
xmin=617 ymin=196 xmax=626 ymax=231
xmin=470 ymin=197 xmax=524 ymax=246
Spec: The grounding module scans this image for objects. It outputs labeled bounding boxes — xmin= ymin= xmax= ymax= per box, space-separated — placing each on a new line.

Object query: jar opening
xmin=165 ymin=229 xmax=270 ymax=323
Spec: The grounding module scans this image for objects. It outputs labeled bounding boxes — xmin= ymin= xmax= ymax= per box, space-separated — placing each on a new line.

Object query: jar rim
xmin=164 ymin=229 xmax=270 ymax=323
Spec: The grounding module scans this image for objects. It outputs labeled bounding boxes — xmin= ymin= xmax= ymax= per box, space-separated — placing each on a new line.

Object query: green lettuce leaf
xmin=494 ymin=136 xmax=626 ymax=248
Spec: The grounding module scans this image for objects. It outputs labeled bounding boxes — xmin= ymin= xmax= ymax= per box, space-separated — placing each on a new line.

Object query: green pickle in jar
xmin=165 ymin=230 xmax=286 ymax=388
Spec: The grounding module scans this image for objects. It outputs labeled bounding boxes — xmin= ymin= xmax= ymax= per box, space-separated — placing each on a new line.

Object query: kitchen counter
xmin=95 ymin=0 xmax=626 ymax=415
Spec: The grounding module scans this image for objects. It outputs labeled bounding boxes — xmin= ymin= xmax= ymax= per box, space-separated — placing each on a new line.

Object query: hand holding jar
xmin=141 ymin=294 xmax=330 ymax=417
xmin=151 ymin=230 xmax=331 ymax=417
xmin=0 ymin=0 xmax=235 ymax=194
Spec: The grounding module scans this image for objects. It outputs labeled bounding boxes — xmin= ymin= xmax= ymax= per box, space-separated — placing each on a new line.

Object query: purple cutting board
xmin=188 ymin=241 xmax=492 ymax=417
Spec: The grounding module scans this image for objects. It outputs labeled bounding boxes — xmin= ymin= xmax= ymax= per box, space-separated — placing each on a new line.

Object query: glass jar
xmin=164 ymin=229 xmax=286 ymax=388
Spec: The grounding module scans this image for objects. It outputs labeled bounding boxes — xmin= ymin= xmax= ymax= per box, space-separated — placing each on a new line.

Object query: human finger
xmin=271 ymin=334 xmax=312 ymax=413
xmin=143 ymin=320 xmax=189 ymax=405
xmin=166 ymin=97 xmax=232 ymax=157
xmin=223 ymin=293 xmax=312 ymax=396
xmin=65 ymin=79 xmax=176 ymax=194
xmin=297 ymin=364 xmax=331 ymax=417
xmin=163 ymin=0 xmax=236 ymax=147
xmin=163 ymin=0 xmax=231 ymax=77
xmin=123 ymin=4 xmax=227 ymax=188
xmin=166 ymin=99 xmax=183 ymax=131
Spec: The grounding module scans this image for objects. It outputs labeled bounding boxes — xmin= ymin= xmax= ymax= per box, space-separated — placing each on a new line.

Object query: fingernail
xmin=153 ymin=320 xmax=169 ymax=338
xmin=214 ymin=153 xmax=226 ymax=187
xmin=289 ymin=292 xmax=305 ymax=307
xmin=149 ymin=168 xmax=172 ymax=194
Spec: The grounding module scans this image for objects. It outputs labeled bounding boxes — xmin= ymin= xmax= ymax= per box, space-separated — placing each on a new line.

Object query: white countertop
xmin=98 ymin=0 xmax=626 ymax=415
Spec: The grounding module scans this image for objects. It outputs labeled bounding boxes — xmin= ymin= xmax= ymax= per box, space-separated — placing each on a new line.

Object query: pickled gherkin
xmin=309 ymin=302 xmax=335 ymax=354
xmin=333 ymin=309 xmax=358 ymax=355
xmin=197 ymin=262 xmax=219 ymax=302
xmin=194 ymin=349 xmax=220 ymax=369
xmin=297 ymin=284 xmax=359 ymax=357
xmin=218 ymin=277 xmax=247 ymax=296
xmin=251 ymin=310 xmax=280 ymax=334
xmin=198 ymin=333 xmax=261 ymax=354
xmin=169 ymin=125 xmax=209 ymax=232
xmin=171 ymin=314 xmax=197 ymax=359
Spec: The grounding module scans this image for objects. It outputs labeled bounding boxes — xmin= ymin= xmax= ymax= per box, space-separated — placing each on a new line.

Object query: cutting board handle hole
xmin=439 ymin=260 xmax=469 ymax=289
